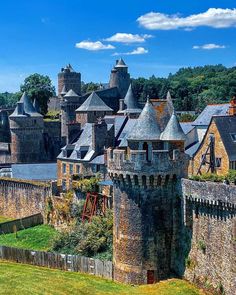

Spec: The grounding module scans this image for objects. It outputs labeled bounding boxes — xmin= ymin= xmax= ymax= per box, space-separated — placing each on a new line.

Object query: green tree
xmin=20 ymin=74 xmax=55 ymax=115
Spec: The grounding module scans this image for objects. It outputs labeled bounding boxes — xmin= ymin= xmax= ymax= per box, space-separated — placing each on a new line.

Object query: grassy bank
xmin=0 ymin=216 xmax=13 ymax=223
xmin=0 ymin=225 xmax=58 ymax=251
xmin=0 ymin=261 xmax=206 ymax=295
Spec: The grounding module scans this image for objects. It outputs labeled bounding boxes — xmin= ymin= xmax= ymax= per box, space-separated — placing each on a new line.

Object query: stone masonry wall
xmin=182 ymin=179 xmax=236 ymax=295
xmin=0 ymin=178 xmax=51 ymax=219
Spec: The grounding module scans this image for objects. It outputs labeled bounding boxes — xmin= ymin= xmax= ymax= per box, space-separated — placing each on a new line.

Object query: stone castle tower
xmin=9 ymin=93 xmax=44 ymax=163
xmin=107 ymin=98 xmax=188 ymax=284
xmin=58 ymin=64 xmax=81 ymax=96
xmin=109 ymin=58 xmax=131 ymax=98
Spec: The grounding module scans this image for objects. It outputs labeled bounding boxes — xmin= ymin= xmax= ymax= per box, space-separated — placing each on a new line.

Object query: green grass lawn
xmin=0 ymin=225 xmax=58 ymax=251
xmin=0 ymin=216 xmax=14 ymax=223
xmin=0 ymin=261 xmax=206 ymax=295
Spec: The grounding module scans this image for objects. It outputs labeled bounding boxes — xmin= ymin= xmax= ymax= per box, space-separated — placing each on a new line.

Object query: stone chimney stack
xmin=229 ymin=97 xmax=236 ymax=116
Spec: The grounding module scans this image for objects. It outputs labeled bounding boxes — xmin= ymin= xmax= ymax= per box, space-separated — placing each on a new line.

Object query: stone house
xmin=189 ymin=99 xmax=236 ymax=175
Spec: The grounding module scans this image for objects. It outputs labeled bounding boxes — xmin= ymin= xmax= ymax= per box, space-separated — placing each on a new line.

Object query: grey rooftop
xmin=10 ymin=92 xmax=42 ymax=118
xmin=122 ymin=84 xmax=141 ymax=114
xmin=127 ymin=98 xmax=161 ymax=141
xmin=160 ymin=111 xmax=186 ymax=141
xmin=115 ymin=58 xmax=127 ymax=68
xmin=76 ymin=91 xmax=113 ymax=112
xmin=64 ymin=89 xmax=79 ymax=98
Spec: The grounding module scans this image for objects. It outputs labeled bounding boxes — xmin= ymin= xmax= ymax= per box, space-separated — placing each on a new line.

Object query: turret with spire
xmin=109 ymin=58 xmax=131 ymax=99
xmin=9 ymin=92 xmax=44 ymax=163
xmin=107 ymin=96 xmax=189 ymax=285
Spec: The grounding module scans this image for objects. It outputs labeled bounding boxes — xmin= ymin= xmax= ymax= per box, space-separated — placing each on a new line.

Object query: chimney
xmin=229 ymin=97 xmax=236 ymax=116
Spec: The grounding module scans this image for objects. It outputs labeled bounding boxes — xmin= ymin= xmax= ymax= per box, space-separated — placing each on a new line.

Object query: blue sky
xmin=0 ymin=0 xmax=236 ymax=92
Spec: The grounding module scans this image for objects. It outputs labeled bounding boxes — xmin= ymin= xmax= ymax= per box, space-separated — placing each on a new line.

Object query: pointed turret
xmin=60 ymin=85 xmax=67 ymax=96
xmin=160 ymin=111 xmax=186 ymax=141
xmin=166 ymin=91 xmax=174 ymax=114
xmin=115 ymin=58 xmax=127 ymax=68
xmin=10 ymin=92 xmax=42 ymax=118
xmin=127 ymin=97 xmax=161 ymax=141
xmin=76 ymin=91 xmax=113 ymax=112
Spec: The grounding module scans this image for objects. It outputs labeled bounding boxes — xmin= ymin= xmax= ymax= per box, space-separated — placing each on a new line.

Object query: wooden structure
xmin=82 ymin=192 xmax=109 ymax=222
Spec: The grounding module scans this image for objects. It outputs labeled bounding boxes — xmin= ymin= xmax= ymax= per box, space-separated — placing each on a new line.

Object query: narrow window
xmin=215 ymin=158 xmax=222 ymax=168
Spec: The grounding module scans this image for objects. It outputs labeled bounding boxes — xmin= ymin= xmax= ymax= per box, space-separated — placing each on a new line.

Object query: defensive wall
xmin=182 ymin=179 xmax=236 ymax=295
xmin=0 ymin=178 xmax=51 ymax=219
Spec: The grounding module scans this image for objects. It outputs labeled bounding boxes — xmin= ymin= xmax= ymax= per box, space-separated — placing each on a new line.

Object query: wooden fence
xmin=0 ymin=246 xmax=113 ymax=280
xmin=0 ymin=213 xmax=43 ymax=234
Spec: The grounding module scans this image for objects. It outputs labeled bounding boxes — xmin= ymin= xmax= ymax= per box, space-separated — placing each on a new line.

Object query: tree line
xmin=1 ymin=64 xmax=236 ymax=114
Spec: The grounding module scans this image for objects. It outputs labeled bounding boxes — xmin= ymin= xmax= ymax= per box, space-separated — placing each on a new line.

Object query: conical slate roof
xmin=33 ymin=99 xmax=41 ymax=113
xmin=115 ymin=58 xmax=127 ymax=68
xmin=60 ymin=85 xmax=67 ymax=95
xmin=160 ymin=111 xmax=186 ymax=141
xmin=127 ymin=97 xmax=161 ymax=141
xmin=10 ymin=92 xmax=42 ymax=118
xmin=166 ymin=91 xmax=174 ymax=114
xmin=64 ymin=89 xmax=79 ymax=98
xmin=123 ymin=84 xmax=141 ymax=113
xmin=76 ymin=91 xmax=113 ymax=112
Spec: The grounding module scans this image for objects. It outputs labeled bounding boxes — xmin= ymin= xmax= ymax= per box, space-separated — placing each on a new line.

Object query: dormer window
xmin=62 ymin=150 xmax=67 ymax=157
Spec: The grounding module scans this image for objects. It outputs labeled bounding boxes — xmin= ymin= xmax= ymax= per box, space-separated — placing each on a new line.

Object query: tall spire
xmin=123 ymin=84 xmax=141 ymax=113
xmin=160 ymin=111 xmax=186 ymax=141
xmin=127 ymin=97 xmax=161 ymax=141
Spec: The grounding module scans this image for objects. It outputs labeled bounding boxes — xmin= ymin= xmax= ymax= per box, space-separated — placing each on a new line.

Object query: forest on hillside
xmin=132 ymin=64 xmax=236 ymax=111
xmin=1 ymin=65 xmax=236 ymax=112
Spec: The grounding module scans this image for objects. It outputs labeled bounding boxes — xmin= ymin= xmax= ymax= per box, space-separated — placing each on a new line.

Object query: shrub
xmin=52 ymin=209 xmax=113 ymax=260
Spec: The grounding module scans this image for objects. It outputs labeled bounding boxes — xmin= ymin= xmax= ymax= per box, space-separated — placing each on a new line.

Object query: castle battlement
xmin=107 ymin=147 xmax=187 ymax=188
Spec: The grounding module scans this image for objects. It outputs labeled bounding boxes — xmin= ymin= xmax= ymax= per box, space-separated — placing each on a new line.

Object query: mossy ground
xmin=0 ymin=261 xmax=206 ymax=295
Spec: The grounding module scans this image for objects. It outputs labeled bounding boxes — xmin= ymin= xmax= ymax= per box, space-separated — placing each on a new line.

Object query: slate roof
xmin=118 ymin=118 xmax=137 ymax=147
xmin=76 ymin=91 xmax=113 ymax=112
xmin=115 ymin=58 xmax=127 ymax=68
xmin=60 ymin=85 xmax=67 ymax=95
xmin=10 ymin=92 xmax=42 ymax=118
xmin=127 ymin=98 xmax=161 ymax=141
xmin=64 ymin=89 xmax=79 ymax=98
xmin=214 ymin=116 xmax=236 ymax=161
xmin=185 ymin=141 xmax=201 ymax=157
xmin=104 ymin=115 xmax=127 ymax=137
xmin=11 ymin=163 xmax=57 ymax=181
xmin=180 ymin=122 xmax=195 ymax=134
xmin=161 ymin=112 xmax=186 ymax=141
xmin=121 ymin=84 xmax=141 ymax=114
xmin=193 ymin=104 xmax=229 ymax=126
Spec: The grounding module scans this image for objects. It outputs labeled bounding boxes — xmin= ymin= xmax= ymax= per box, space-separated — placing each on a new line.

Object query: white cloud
xmin=137 ymin=8 xmax=236 ymax=30
xmin=105 ymin=33 xmax=153 ymax=43
xmin=75 ymin=41 xmax=115 ymax=51
xmin=193 ymin=43 xmax=226 ymax=50
xmin=113 ymin=47 xmax=148 ymax=56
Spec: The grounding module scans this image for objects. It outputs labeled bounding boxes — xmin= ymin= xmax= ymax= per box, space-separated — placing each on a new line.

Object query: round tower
xmin=107 ymin=98 xmax=188 ymax=284
xmin=9 ymin=93 xmax=44 ymax=163
xmin=58 ymin=64 xmax=81 ymax=96
xmin=109 ymin=58 xmax=131 ymax=99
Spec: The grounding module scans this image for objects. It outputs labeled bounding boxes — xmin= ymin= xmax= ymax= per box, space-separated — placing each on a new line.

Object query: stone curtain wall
xmin=0 ymin=178 xmax=51 ymax=219
xmin=182 ymin=179 xmax=236 ymax=295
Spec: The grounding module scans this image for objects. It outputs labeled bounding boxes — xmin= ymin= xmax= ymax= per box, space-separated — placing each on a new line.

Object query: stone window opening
xmin=134 ymin=175 xmax=139 ymax=186
xmin=215 ymin=157 xmax=222 ymax=168
xmin=143 ymin=142 xmax=149 ymax=161
xmin=142 ymin=175 xmax=147 ymax=188
xmin=150 ymin=175 xmax=154 ymax=187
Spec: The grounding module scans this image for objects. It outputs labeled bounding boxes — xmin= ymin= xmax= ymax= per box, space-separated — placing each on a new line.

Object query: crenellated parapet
xmin=107 ymin=147 xmax=188 ymax=188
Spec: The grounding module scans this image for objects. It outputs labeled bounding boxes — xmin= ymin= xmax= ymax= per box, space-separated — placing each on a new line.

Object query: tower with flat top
xmin=107 ymin=98 xmax=188 ymax=284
